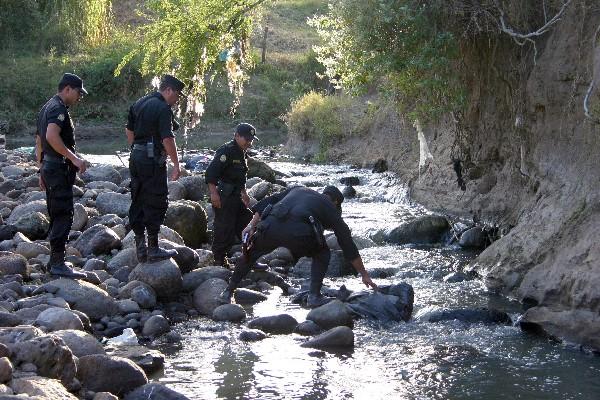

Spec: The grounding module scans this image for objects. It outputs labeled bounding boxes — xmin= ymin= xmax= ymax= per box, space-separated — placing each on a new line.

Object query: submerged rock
xmin=193 ymin=278 xmax=228 ymax=316
xmin=417 ymin=307 xmax=511 ymax=324
xmin=347 ymin=283 xmax=414 ymax=322
xmin=124 ymin=382 xmax=191 ymax=400
xmin=301 ymin=326 xmax=354 ymax=349
xmin=234 ymin=288 xmax=268 ymax=304
xmin=307 ymin=300 xmax=354 ymax=329
xmin=247 ymin=314 xmax=298 ymax=334
xmin=77 ymin=354 xmax=148 ymax=397
xmin=294 ymin=320 xmax=322 ymax=336
xmin=239 ymin=329 xmax=267 ymax=342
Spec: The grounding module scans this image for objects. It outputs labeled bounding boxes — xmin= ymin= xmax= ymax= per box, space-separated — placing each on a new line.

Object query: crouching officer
xmin=205 ymin=123 xmax=257 ymax=268
xmin=126 ymin=75 xmax=183 ymax=263
xmin=220 ymin=185 xmax=378 ymax=307
xmin=35 ymin=73 xmax=88 ymax=279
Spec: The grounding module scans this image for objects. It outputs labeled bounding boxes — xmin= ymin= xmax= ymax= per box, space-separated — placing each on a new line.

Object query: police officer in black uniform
xmin=35 ymin=73 xmax=88 ymax=279
xmin=220 ymin=185 xmax=378 ymax=307
xmin=126 ymin=75 xmax=184 ymax=263
xmin=205 ymin=123 xmax=257 ymax=268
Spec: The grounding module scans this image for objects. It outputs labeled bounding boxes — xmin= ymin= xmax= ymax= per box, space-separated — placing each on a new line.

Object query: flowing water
xmin=149 ymin=161 xmax=600 ymax=400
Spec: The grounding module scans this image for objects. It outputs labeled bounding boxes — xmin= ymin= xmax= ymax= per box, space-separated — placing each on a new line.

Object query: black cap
xmin=160 ymin=75 xmax=185 ymax=92
xmin=236 ymin=123 xmax=259 ymax=141
xmin=59 ymin=73 xmax=88 ymax=95
xmin=322 ymin=185 xmax=344 ymax=212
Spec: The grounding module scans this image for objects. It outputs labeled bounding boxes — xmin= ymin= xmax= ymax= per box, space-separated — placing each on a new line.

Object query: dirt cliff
xmin=288 ymin=2 xmax=600 ymax=349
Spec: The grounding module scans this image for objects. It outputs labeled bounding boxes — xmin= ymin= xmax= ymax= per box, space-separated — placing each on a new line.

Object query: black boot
xmin=147 ymin=234 xmax=178 ymax=262
xmin=134 ymin=233 xmax=147 ymax=263
xmin=48 ymin=251 xmax=87 ymax=280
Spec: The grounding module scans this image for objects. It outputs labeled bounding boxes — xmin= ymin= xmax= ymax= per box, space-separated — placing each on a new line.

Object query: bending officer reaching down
xmin=220 ymin=185 xmax=378 ymax=308
xmin=126 ymin=75 xmax=183 ymax=263
xmin=35 ymin=73 xmax=88 ymax=279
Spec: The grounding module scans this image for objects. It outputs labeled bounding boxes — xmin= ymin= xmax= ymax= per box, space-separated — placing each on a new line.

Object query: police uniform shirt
xmin=37 ymin=95 xmax=75 ymax=159
xmin=205 ymin=140 xmax=248 ymax=188
xmin=126 ymin=92 xmax=175 ymax=146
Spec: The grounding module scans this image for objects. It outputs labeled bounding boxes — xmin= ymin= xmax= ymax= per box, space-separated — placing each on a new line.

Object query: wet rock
xmin=459 ymin=227 xmax=488 ymax=249
xmin=342 ymin=186 xmax=356 ymax=199
xmin=94 ymin=393 xmax=119 ymax=400
xmin=234 ymin=288 xmax=268 ymax=304
xmin=371 ymin=158 xmax=388 ymax=173
xmin=0 ymin=357 xmax=11 ymax=383
xmin=77 ymin=354 xmax=148 ymax=397
xmin=49 ymin=278 xmax=118 ymax=320
xmin=53 ymin=329 xmax=106 ymax=357
xmin=142 ymin=315 xmax=170 ymax=338
xmin=182 ymin=267 xmax=231 ymax=292
xmin=307 ymin=300 xmax=354 ymax=329
xmin=294 ymin=320 xmax=322 ymax=336
xmin=192 ymin=278 xmax=228 ymax=316
xmin=247 ymin=157 xmax=276 ymax=183
xmin=128 ymin=258 xmax=182 ymax=299
xmin=443 ymin=271 xmax=471 ymax=283
xmin=417 ymin=307 xmax=511 ymax=324
xmin=178 ymin=175 xmax=208 ymax=202
xmin=339 ymin=176 xmax=360 ymax=186
xmin=107 ymin=248 xmax=138 ymax=272
xmin=0 ymin=312 xmax=22 ymax=328
xmin=15 ymin=242 xmax=49 ymax=259
xmin=109 ymin=345 xmax=165 ymax=376
xmin=301 ymin=326 xmax=354 ymax=349
xmin=386 ymin=215 xmax=450 ymax=245
xmin=131 ymin=285 xmax=157 ymax=309
xmin=35 ymin=307 xmax=84 ymax=331
xmin=247 ymin=314 xmax=298 ymax=334
xmin=81 ymin=165 xmax=122 ymax=185
xmin=212 ymin=304 xmax=246 ymax=322
xmin=347 ymin=283 xmax=414 ymax=322
xmin=169 ymin=245 xmax=199 ymax=274
xmin=0 ymin=252 xmax=27 ymax=277
xmin=6 ymin=200 xmax=47 ymax=224
xmin=239 ymin=329 xmax=267 ymax=342
xmin=164 ymin=200 xmax=208 ymax=249
xmin=13 ymin=211 xmax=49 ymax=240
xmin=74 ymin=224 xmax=121 ymax=257
xmin=10 ymin=376 xmax=78 ymax=399
xmin=124 ymin=382 xmax=191 ymax=400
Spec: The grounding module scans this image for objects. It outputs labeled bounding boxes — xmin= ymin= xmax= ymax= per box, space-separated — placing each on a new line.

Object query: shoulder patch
xmin=57 ymin=114 xmax=65 ymax=121
xmin=220 ymin=154 xmax=227 ymax=162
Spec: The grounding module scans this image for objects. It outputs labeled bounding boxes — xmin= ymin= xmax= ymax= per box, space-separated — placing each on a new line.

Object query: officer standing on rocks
xmin=205 ymin=123 xmax=259 ymax=268
xmin=35 ymin=73 xmax=88 ymax=279
xmin=220 ymin=185 xmax=378 ymax=307
xmin=126 ymin=75 xmax=184 ymax=263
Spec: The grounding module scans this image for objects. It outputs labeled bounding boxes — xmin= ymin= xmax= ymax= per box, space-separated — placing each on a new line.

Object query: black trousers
xmin=129 ymin=151 xmax=168 ymax=236
xmin=42 ymin=162 xmax=76 ymax=253
xmin=211 ymin=193 xmax=253 ymax=261
xmin=230 ymin=217 xmax=331 ymax=294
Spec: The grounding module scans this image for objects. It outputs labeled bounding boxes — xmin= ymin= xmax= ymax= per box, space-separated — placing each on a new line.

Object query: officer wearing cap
xmin=126 ymin=74 xmax=184 ymax=263
xmin=205 ymin=123 xmax=258 ymax=268
xmin=35 ymin=73 xmax=88 ymax=279
xmin=219 ymin=185 xmax=378 ymax=307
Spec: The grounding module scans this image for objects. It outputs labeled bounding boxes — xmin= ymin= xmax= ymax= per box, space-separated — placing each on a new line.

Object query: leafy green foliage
xmin=310 ymin=0 xmax=465 ymax=121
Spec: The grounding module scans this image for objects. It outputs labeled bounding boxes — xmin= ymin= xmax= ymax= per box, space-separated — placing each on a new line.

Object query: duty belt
xmin=131 ymin=144 xmax=147 ymax=151
xmin=43 ymin=154 xmax=66 ymax=164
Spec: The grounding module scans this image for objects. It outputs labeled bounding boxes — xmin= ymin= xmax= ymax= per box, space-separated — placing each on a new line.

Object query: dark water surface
xmin=153 ymin=161 xmax=599 ymax=400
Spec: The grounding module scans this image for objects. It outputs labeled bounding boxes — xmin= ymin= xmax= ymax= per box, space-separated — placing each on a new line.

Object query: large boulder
xmin=182 ymin=267 xmax=231 ymax=292
xmin=124 ymin=383 xmax=191 ymax=400
xmin=13 ymin=211 xmax=49 ymax=240
xmin=77 ymin=354 xmax=148 ymax=397
xmin=247 ymin=157 xmax=276 ymax=183
xmin=128 ymin=258 xmax=183 ymax=298
xmin=81 ymin=165 xmax=122 ymax=184
xmin=178 ymin=175 xmax=207 ymax=202
xmin=306 ymin=300 xmax=354 ymax=329
xmin=168 ymin=181 xmax=187 ymax=201
xmin=459 ymin=226 xmax=488 ymax=249
xmin=34 ymin=307 xmax=84 ymax=331
xmin=48 ymin=278 xmax=118 ymax=320
xmin=74 ymin=224 xmax=121 ymax=257
xmin=6 ymin=200 xmax=47 ymax=224
xmin=300 ymin=326 xmax=354 ymax=349
xmin=10 ymin=376 xmax=78 ymax=399
xmin=142 ymin=315 xmax=170 ymax=338
xmin=107 ymin=248 xmax=139 ymax=272
xmin=15 ymin=241 xmax=49 ymax=259
xmin=247 ymin=181 xmax=284 ymax=201
xmin=386 ymin=215 xmax=450 ymax=245
xmin=347 ymin=283 xmax=414 ymax=322
xmin=212 ymin=304 xmax=246 ymax=322
xmin=192 ymin=278 xmax=228 ymax=316
xmin=0 ymin=252 xmax=27 ymax=277
xmin=96 ymin=192 xmax=131 ymax=217
xmin=53 ymin=329 xmax=105 ymax=357
xmin=164 ymin=200 xmax=208 ymax=248
xmin=247 ymin=314 xmax=298 ymax=334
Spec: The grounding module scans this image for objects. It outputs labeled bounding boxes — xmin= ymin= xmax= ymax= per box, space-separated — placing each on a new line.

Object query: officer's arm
xmin=46 ymin=123 xmax=86 ymax=172
xmin=126 ymin=128 xmax=134 ymax=145
xmin=162 ymin=137 xmax=180 ymax=180
xmin=125 ymin=105 xmax=135 ymax=145
xmin=35 ymin=134 xmax=43 ymax=167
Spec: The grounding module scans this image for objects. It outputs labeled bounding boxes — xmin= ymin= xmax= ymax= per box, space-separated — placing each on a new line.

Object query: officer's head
xmin=234 ymin=122 xmax=258 ymax=151
xmin=58 ymin=73 xmax=87 ymax=105
xmin=159 ymin=75 xmax=185 ymax=106
xmin=322 ymin=185 xmax=344 ymax=214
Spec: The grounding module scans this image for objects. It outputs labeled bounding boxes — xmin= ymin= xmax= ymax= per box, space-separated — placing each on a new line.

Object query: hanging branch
xmin=584 ymin=23 xmax=600 ymax=123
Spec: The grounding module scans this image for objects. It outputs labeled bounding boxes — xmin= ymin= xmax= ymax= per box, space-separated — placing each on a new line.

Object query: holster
xmin=217 ymin=181 xmax=236 ymax=198
xmin=308 ymin=215 xmax=325 ymax=248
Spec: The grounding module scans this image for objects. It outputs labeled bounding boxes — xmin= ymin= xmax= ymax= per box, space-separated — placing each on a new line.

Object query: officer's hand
xmin=361 ymin=273 xmax=378 ymax=290
xmin=241 ymin=192 xmax=250 ymax=207
xmin=38 ymin=175 xmax=46 ymax=191
xmin=210 ymin=192 xmax=222 ymax=209
xmin=170 ymin=166 xmax=181 ymax=181
xmin=72 ymin=157 xmax=86 ymax=174
xmin=242 ymin=224 xmax=255 ymax=240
